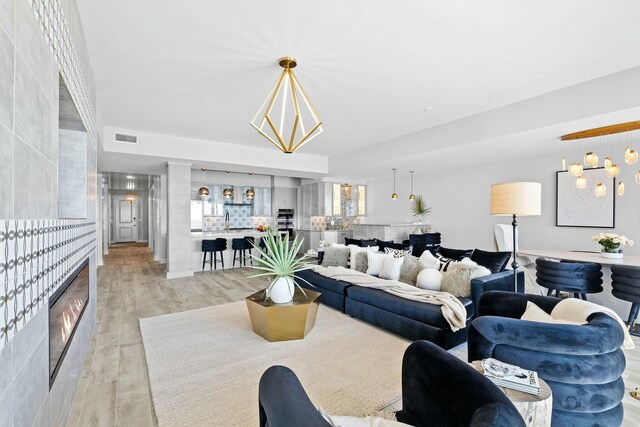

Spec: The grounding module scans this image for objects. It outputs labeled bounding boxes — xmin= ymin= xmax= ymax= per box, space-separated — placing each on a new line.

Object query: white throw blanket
xmin=313 ymin=266 xmax=467 ymax=331
xmin=551 ymin=298 xmax=635 ymax=350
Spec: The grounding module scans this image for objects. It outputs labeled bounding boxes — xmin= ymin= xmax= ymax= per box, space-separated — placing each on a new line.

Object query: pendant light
xmin=125 ymin=193 xmax=136 ymax=204
xmin=250 ymin=57 xmax=323 ymax=154
xmin=408 ymin=170 xmax=416 ymax=200
xmin=618 ymin=181 xmax=625 ymax=196
xmin=595 ymin=183 xmax=606 ymax=197
xmin=197 ymin=168 xmax=209 ymax=196
xmin=625 ymin=147 xmax=638 ymax=164
xmin=223 ymin=187 xmax=233 ymax=198
xmin=583 ymin=152 xmax=597 ymax=166
xmin=604 ymin=156 xmax=613 ymax=169
xmin=606 ymin=164 xmax=620 ymax=177
xmin=569 ymin=162 xmax=583 ymax=176
xmin=590 ymin=153 xmax=599 ymax=168
xmin=391 ymin=168 xmax=398 ymax=200
xmin=576 ymin=175 xmax=587 ymax=189
xmin=245 ymin=187 xmax=255 ymax=199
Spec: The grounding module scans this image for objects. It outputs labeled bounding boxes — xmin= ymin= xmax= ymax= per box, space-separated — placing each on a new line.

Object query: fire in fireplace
xmin=49 ymin=259 xmax=89 ymax=386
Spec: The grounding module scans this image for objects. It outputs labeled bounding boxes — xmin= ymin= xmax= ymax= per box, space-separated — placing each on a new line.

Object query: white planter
xmin=268 ymin=277 xmax=295 ymax=303
xmin=601 ymin=252 xmax=624 ymax=259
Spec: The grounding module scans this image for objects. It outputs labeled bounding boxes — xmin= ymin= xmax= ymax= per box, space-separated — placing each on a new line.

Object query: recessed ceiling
xmin=79 ymin=0 xmax=640 ymax=159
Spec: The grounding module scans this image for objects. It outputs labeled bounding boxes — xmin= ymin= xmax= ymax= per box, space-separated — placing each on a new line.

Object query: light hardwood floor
xmin=66 ymin=244 xmax=640 ymax=426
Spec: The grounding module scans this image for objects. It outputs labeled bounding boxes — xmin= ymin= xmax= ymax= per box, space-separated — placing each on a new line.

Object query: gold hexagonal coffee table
xmin=245 ymin=287 xmax=321 ymax=342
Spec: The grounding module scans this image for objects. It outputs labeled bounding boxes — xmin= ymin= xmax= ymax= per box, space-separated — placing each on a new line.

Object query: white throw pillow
xmin=366 ymin=252 xmax=389 ymax=276
xmin=418 ymin=250 xmax=440 ymax=270
xmin=379 ymin=256 xmax=404 ymax=281
xmin=416 ymin=268 xmax=443 ymax=290
xmin=522 ymin=301 xmax=585 ymax=325
xmin=349 ymin=245 xmax=379 ymax=270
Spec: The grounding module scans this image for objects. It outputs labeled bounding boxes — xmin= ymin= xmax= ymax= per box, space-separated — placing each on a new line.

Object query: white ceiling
xmin=79 ymin=0 xmax=640 ymax=169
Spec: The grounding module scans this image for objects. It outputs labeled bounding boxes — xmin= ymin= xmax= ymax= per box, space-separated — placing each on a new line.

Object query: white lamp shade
xmin=490 ymin=182 xmax=542 ymax=216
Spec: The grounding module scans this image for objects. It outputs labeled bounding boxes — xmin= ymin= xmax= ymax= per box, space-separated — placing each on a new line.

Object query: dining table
xmin=520 ymin=249 xmax=640 ymax=319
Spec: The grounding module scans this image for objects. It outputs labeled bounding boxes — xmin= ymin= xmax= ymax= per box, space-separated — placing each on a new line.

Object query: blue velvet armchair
xmin=468 ymin=291 xmax=626 ymax=427
xmin=396 ymin=341 xmax=525 ymax=427
xmin=259 ymin=341 xmax=525 ymax=427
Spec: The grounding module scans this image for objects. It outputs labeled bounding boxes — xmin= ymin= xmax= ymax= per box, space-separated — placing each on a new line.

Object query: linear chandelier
xmin=250 ymin=57 xmax=323 ymax=154
xmin=561 ymin=121 xmax=640 ymax=197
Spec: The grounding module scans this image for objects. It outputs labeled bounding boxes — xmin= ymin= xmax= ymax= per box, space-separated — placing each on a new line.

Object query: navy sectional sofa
xmin=295 ymin=268 xmax=524 ymax=349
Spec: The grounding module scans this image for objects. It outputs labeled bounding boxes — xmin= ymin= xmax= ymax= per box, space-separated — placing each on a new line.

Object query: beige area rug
xmin=140 ymin=301 xmax=411 ymax=427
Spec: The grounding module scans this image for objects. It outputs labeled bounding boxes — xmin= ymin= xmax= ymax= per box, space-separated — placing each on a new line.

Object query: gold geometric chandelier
xmin=250 ymin=57 xmax=323 ymax=154
xmin=561 ymin=120 xmax=640 ymax=197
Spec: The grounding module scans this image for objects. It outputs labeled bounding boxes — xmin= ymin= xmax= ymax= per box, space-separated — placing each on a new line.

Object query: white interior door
xmin=115 ymin=196 xmax=138 ymax=242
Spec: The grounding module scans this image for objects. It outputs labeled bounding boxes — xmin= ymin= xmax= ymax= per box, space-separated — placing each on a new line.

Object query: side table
xmin=245 ymin=287 xmax=321 ymax=342
xmin=471 ymin=361 xmax=553 ymax=427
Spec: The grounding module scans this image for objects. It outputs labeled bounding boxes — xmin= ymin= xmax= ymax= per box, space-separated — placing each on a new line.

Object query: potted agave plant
xmin=249 ymin=230 xmax=312 ymax=303
xmin=410 ymin=195 xmax=431 ymax=223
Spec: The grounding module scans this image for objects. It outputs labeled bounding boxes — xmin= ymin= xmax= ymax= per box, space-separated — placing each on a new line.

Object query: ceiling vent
xmin=114 ymin=132 xmax=138 ymax=144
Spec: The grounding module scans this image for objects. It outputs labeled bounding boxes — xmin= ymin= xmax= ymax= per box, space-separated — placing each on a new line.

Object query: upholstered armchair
xmin=468 ymin=291 xmax=626 ymax=427
xmin=396 ymin=341 xmax=524 ymax=427
xmin=259 ymin=365 xmax=330 ymax=427
xmin=259 ymin=341 xmax=524 ymax=427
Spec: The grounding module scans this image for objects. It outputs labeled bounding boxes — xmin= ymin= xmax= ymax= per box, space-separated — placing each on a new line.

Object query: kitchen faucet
xmin=225 ymin=212 xmax=230 ymax=231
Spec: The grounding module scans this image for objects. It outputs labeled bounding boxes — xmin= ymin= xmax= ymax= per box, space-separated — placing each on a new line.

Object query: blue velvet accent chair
xmin=259 ymin=366 xmax=331 ymax=427
xmin=468 ymin=291 xmax=626 ymax=427
xmin=611 ymin=265 xmax=640 ymax=327
xmin=396 ymin=341 xmax=525 ymax=427
xmin=535 ymin=258 xmax=603 ymax=300
xmin=259 ymin=342 xmax=525 ymax=427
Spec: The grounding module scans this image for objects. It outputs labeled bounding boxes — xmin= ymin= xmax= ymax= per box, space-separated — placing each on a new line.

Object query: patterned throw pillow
xmin=435 ymin=253 xmax=456 ymax=272
xmin=384 ymin=247 xmax=412 ymax=258
xmin=379 ymin=256 xmax=405 ymax=281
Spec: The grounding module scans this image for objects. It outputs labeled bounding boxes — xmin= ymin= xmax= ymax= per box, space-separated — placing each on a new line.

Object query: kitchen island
xmin=191 ymin=230 xmax=267 ymax=271
xmin=352 ymin=223 xmax=431 ymax=242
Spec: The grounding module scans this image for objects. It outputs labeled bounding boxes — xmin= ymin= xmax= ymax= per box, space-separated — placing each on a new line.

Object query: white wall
xmin=365 ymin=152 xmax=640 ymax=255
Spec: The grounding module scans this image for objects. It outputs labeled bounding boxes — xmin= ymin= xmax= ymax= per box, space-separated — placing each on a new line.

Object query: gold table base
xmin=245 ymin=287 xmax=321 ymax=342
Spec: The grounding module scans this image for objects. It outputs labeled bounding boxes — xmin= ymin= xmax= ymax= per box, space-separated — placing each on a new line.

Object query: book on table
xmin=481 ymin=358 xmax=540 ymax=396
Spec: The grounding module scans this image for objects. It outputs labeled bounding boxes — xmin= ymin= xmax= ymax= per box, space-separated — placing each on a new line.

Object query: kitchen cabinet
xmin=295 ymin=230 xmax=322 ymax=254
xmin=322 ymin=230 xmax=353 ymax=245
xmin=252 ymin=187 xmax=271 ymax=216
xmin=272 ymin=187 xmax=297 ymax=213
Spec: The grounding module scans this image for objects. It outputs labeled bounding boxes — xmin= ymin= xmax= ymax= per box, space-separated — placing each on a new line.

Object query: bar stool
xmin=202 ymin=238 xmax=227 ymax=271
xmin=535 ymin=258 xmax=603 ymax=300
xmin=232 ymin=237 xmax=253 ymax=267
xmin=611 ymin=265 xmax=640 ymax=328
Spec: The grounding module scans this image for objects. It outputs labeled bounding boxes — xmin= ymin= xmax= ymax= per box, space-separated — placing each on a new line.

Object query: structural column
xmin=166 ymin=161 xmax=193 ymax=278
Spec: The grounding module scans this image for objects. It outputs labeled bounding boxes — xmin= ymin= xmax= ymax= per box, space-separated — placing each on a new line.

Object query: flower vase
xmin=601 ymin=250 xmax=623 ymax=259
xmin=267 ymin=277 xmax=295 ymax=303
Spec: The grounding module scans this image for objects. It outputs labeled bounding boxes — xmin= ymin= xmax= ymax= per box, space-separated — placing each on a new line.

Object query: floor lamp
xmin=490 ymin=182 xmax=542 ymax=292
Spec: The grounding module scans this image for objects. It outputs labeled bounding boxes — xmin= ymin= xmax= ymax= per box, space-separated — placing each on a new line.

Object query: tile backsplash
xmin=203 ymin=213 xmax=276 ymax=232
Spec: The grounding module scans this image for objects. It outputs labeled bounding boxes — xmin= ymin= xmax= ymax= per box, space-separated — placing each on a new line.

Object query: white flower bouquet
xmin=591 ymin=233 xmax=634 ymax=253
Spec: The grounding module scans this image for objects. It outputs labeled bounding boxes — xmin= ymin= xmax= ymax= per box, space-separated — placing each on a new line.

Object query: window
xmin=191 ymin=199 xmax=203 ymax=230
xmin=357 ymin=185 xmax=366 ymax=216
xmin=332 ymin=183 xmax=341 ymax=216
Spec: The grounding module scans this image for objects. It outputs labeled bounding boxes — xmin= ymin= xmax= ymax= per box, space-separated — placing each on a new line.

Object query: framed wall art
xmin=556 ymin=167 xmax=615 ymax=228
